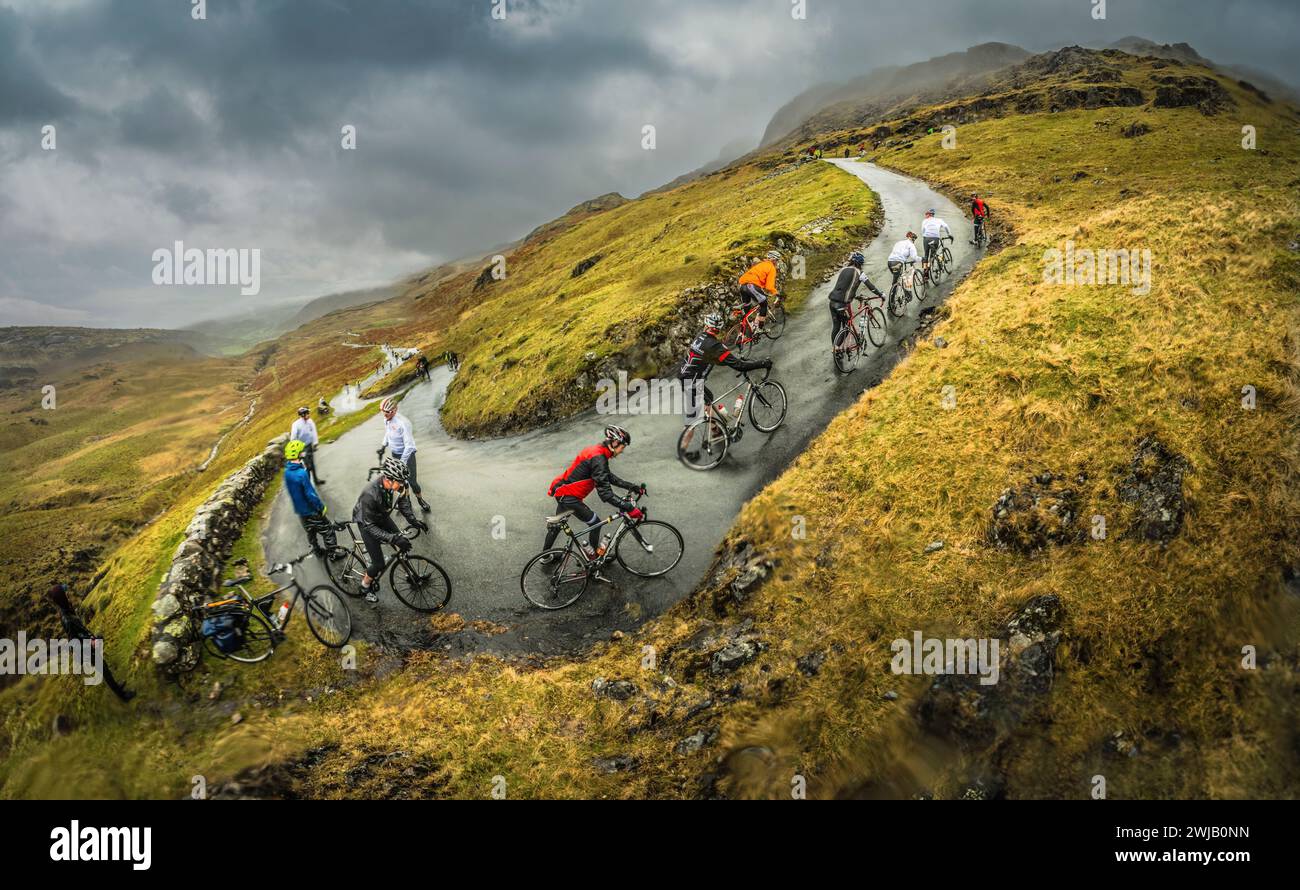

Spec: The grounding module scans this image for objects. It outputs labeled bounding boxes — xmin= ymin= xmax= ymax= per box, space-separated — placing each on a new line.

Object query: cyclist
xmin=970 ymin=193 xmax=990 ymax=245
xmin=377 ymin=396 xmax=432 ymax=513
xmin=676 ymin=312 xmax=772 ymax=458
xmin=829 ymin=252 xmax=884 ymax=349
xmin=284 ymin=439 xmax=338 ymax=557
xmin=887 ymin=232 xmax=921 ymax=298
xmin=540 ymin=425 xmax=644 ymax=562
xmin=415 ymin=354 xmax=429 ymax=380
xmin=46 ymin=583 xmax=134 ymax=702
xmin=920 ymin=209 xmax=953 ymax=276
xmin=737 ymin=250 xmax=781 ymax=332
xmin=352 ymin=456 xmax=428 ymax=603
xmin=316 ymin=396 xmax=330 ymax=416
xmin=290 ymin=406 xmax=325 ymax=485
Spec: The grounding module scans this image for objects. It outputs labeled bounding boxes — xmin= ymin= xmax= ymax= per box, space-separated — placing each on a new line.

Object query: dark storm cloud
xmin=1 ymin=0 xmax=1296 ymax=328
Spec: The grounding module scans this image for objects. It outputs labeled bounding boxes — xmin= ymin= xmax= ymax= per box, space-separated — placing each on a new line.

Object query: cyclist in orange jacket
xmin=738 ymin=250 xmax=781 ymax=331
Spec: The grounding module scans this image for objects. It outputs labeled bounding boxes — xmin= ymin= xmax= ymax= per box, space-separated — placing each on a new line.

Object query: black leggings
xmin=302 ymin=444 xmax=321 ymax=482
xmin=543 ymin=495 xmax=601 ymax=552
xmin=830 ymin=304 xmax=850 ymax=345
xmin=923 ymin=236 xmax=940 ymax=263
xmin=681 ymin=378 xmax=715 ymax=425
xmin=359 ymin=527 xmax=391 ymax=579
xmin=740 ymin=283 xmax=769 ymax=317
xmin=403 ymin=452 xmax=422 ymax=497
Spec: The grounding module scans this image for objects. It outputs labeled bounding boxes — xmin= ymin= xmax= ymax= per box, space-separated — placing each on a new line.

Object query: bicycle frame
xmin=547 ymin=491 xmax=647 ymax=567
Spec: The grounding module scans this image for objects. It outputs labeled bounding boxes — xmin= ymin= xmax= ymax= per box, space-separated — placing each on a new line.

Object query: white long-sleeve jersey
xmin=381 ymin=413 xmax=417 ymax=458
xmin=888 ymin=239 xmax=921 ymax=264
xmin=921 ymin=217 xmax=952 ymax=239
xmin=290 ymin=417 xmax=319 ymax=446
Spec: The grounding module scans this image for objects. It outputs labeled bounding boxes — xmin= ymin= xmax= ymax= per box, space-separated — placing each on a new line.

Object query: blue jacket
xmin=284 ymin=461 xmax=324 ymax=516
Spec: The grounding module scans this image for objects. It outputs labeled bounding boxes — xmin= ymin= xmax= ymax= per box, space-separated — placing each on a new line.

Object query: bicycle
xmin=923 ymin=236 xmax=954 ymax=286
xmin=972 ymin=217 xmax=988 ymax=248
xmin=724 ymin=295 xmax=785 ymax=357
xmin=887 ymin=260 xmax=927 ymax=319
xmin=676 ymin=368 xmax=788 ymax=471
xmin=325 ymin=520 xmax=452 ymax=613
xmin=520 ymin=490 xmax=683 ymax=610
xmin=833 ymin=291 xmax=888 ymax=374
xmin=195 ymin=551 xmax=352 ymax=662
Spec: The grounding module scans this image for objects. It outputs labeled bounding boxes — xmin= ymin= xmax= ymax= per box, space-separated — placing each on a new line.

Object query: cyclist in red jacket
xmin=540 ymin=425 xmax=644 ymax=562
xmin=970 ymin=193 xmax=990 ymax=245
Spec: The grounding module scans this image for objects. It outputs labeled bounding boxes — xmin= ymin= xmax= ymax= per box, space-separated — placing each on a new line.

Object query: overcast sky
xmin=1 ymin=0 xmax=1296 ymax=329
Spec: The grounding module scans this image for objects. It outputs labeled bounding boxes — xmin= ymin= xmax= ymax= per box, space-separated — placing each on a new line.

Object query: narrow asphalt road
xmin=262 ymin=160 xmax=976 ymax=656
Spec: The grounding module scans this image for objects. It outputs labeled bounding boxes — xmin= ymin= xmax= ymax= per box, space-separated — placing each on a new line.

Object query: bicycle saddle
xmin=222 ymin=575 xmax=253 ymax=587
xmin=545 ymin=511 xmax=574 ymax=524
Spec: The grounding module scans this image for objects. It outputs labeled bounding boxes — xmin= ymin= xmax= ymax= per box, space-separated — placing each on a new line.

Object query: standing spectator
xmin=284 ymin=440 xmax=338 ymax=557
xmin=291 ymin=407 xmax=325 ymax=485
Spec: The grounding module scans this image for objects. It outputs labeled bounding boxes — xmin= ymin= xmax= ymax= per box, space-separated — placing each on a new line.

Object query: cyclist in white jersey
xmin=377 ymin=397 xmax=431 ymax=512
xmin=920 ymin=209 xmax=953 ymax=273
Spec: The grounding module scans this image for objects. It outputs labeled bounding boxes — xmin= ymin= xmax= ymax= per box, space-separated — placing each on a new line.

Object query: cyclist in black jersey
xmin=677 ymin=312 xmax=771 ymax=458
xmin=351 ymin=456 xmax=427 ymax=603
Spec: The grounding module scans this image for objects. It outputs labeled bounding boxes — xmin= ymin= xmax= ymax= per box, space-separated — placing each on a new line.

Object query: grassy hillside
xmin=3 ymin=47 xmax=1296 ymax=800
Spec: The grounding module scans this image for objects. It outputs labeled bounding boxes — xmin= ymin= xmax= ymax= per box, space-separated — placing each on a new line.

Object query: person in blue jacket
xmin=284 ymin=439 xmax=337 ymax=556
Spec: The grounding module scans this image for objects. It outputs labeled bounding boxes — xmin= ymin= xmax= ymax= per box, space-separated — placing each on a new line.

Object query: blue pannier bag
xmin=201 ymin=611 xmax=247 ymax=654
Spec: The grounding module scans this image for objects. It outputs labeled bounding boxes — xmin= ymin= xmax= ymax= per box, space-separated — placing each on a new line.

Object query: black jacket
xmin=352 ymin=477 xmax=418 ymax=539
xmin=829 ymin=265 xmax=881 ymax=306
xmin=677 ymin=331 xmax=769 ymax=380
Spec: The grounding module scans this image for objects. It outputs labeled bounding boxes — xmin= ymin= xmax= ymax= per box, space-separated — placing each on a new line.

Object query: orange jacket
xmin=738 ymin=259 xmax=778 ymax=294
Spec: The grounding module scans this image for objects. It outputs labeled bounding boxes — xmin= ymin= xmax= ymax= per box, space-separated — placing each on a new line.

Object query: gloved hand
xmin=762 ymin=359 xmax=774 ymax=369
xmin=389 ymin=533 xmax=412 ymax=551
xmin=376 ymin=447 xmax=386 ymax=459
xmin=320 ymin=505 xmax=328 ymax=515
xmin=627 ymin=508 xmax=645 ymax=521
xmin=412 ymin=519 xmax=429 ymax=533
xmin=636 ymin=482 xmax=647 ymax=495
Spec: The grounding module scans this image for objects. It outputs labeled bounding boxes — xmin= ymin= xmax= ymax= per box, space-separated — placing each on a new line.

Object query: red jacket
xmin=548 ymin=444 xmax=636 ymax=508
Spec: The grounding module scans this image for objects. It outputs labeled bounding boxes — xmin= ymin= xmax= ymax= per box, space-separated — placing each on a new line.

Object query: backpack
xmin=200 ymin=610 xmax=248 ymax=655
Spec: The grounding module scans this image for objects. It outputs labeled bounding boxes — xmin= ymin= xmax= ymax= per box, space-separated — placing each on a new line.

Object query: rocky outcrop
xmin=1118 ymin=434 xmax=1190 ymax=542
xmin=988 ymin=472 xmax=1087 ymax=553
xmin=150 ymin=433 xmax=290 ymax=672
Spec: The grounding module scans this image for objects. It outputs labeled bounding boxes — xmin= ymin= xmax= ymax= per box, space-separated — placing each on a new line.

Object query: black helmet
xmin=604 ymin=425 xmax=631 ymax=447
xmin=297 ymin=406 xmax=310 ymax=416
xmin=849 ymin=252 xmax=865 ymax=268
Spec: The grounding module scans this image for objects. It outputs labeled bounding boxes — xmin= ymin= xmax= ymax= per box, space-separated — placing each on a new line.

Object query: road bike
xmin=520 ymin=491 xmax=683 ymax=610
xmin=972 ymin=217 xmax=988 ymax=248
xmin=194 ymin=551 xmax=352 ymax=663
xmin=325 ymin=520 xmax=452 ymax=612
xmin=832 ymin=291 xmax=887 ymax=374
xmin=887 ymin=260 xmax=927 ymax=318
xmin=923 ymin=236 xmax=954 ymax=286
xmin=676 ymin=369 xmax=788 ymax=471
xmin=724 ymin=295 xmax=785 ymax=357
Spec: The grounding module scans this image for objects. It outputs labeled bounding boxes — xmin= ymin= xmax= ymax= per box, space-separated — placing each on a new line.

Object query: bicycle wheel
xmin=763 ymin=303 xmax=786 ymax=340
xmin=389 ymin=555 xmax=452 ymax=613
xmin=888 ymin=285 xmax=906 ymax=318
xmin=326 ymin=548 xmax=367 ymax=598
xmin=615 ymin=520 xmax=684 ymax=577
xmin=521 ymin=548 xmax=590 ymax=609
xmin=866 ymin=305 xmax=887 ymax=348
xmin=221 ymin=609 xmax=277 ymax=663
xmin=912 ymin=269 xmax=929 ymax=303
xmin=833 ymin=326 xmax=860 ymax=374
xmin=303 ymin=585 xmax=352 ymax=648
xmin=941 ymin=246 xmax=953 ymax=269
xmin=678 ymin=415 xmax=729 ymax=470
xmin=748 ymin=379 xmax=788 ymax=432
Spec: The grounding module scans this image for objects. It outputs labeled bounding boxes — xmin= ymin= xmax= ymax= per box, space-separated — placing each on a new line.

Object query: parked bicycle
xmin=520 ymin=490 xmax=683 ymax=610
xmin=195 ymin=551 xmax=352 ymax=663
xmin=676 ymin=368 xmax=788 ymax=471
xmin=725 ymin=296 xmax=786 ymax=357
xmin=833 ymin=290 xmax=888 ymax=374
xmin=325 ymin=520 xmax=451 ymax=613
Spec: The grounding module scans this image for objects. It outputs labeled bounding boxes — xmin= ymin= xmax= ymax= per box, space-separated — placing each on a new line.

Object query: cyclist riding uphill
xmin=676 ymin=312 xmax=772 ymax=457
xmin=284 ymin=439 xmax=338 ymax=558
xmin=737 ymin=250 xmax=782 ymax=331
xmin=352 ymin=457 xmax=428 ymax=603
xmin=377 ymin=396 xmax=431 ymax=513
xmin=920 ymin=209 xmax=952 ymax=271
xmin=970 ymin=193 xmax=990 ymax=244
xmin=540 ymin=425 xmax=645 ymax=563
xmin=887 ymin=232 xmax=921 ymax=293
xmin=291 ymin=406 xmax=325 ymax=485
xmin=829 ymin=251 xmax=883 ymax=348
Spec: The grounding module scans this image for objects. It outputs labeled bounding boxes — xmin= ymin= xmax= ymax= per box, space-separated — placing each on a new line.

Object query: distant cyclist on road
xmin=887 ymin=232 xmax=921 ymax=297
xmin=920 ymin=209 xmax=953 ymax=275
xmin=540 ymin=425 xmax=644 ymax=563
xmin=970 ymin=193 xmax=990 ymax=245
xmin=377 ymin=396 xmax=432 ymax=513
xmin=291 ymin=406 xmax=325 ymax=485
xmin=352 ymin=457 xmax=427 ymax=603
xmin=284 ymin=439 xmax=337 ymax=557
xmin=415 ymin=354 xmax=429 ymax=381
xmin=829 ymin=252 xmax=884 ymax=349
xmin=737 ymin=250 xmax=782 ymax=332
xmin=676 ymin=312 xmax=772 ymax=459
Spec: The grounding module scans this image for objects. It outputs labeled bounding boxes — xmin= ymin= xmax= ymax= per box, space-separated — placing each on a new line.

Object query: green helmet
xmin=284 ymin=439 xmax=307 ymax=460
